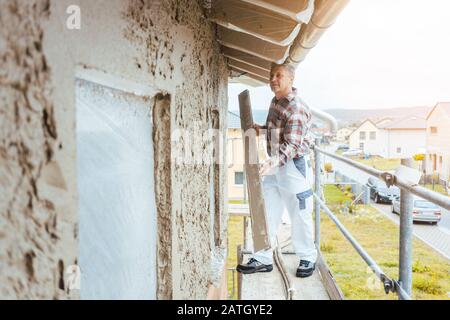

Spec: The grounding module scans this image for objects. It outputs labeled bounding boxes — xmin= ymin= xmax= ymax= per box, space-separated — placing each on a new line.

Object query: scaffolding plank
xmin=240 ymin=252 xmax=286 ymax=300
xmin=238 ymin=90 xmax=271 ymax=252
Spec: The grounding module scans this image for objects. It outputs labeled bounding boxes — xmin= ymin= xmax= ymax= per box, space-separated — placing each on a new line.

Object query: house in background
xmin=377 ymin=116 xmax=427 ymax=158
xmin=227 ymin=109 xmax=268 ymax=200
xmin=227 ymin=111 xmax=245 ymax=200
xmin=349 ymin=116 xmax=427 ymax=158
xmin=227 ymin=110 xmax=267 ymax=201
xmin=426 ymin=102 xmax=450 ymax=184
xmin=348 ymin=119 xmax=383 ymax=155
xmin=335 ymin=127 xmax=354 ymax=142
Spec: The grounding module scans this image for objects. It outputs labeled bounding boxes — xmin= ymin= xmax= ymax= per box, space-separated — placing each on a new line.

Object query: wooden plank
xmin=316 ymin=251 xmax=345 ymax=300
xmin=281 ymin=253 xmax=330 ymax=300
xmin=237 ymin=245 xmax=243 ymax=300
xmin=240 ymin=253 xmax=287 ymax=300
xmin=277 ymin=224 xmax=330 ymax=300
xmin=238 ymin=90 xmax=271 ymax=252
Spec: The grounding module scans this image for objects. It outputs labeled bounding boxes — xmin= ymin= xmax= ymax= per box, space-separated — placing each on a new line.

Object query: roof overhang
xmin=205 ymin=0 xmax=350 ymax=86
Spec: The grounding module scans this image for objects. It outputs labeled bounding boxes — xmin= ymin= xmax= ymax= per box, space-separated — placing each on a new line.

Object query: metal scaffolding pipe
xmin=316 ymin=146 xmax=450 ymax=211
xmin=311 ymin=107 xmax=338 ymax=134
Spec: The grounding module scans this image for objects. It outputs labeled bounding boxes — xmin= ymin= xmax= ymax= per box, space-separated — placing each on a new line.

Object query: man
xmin=236 ymin=63 xmax=316 ymax=278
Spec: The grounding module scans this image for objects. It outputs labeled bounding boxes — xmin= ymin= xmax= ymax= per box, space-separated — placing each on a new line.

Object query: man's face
xmin=269 ymin=66 xmax=293 ymax=97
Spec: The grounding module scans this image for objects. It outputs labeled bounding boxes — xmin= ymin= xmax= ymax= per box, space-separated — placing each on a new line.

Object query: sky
xmin=228 ymin=0 xmax=450 ymax=111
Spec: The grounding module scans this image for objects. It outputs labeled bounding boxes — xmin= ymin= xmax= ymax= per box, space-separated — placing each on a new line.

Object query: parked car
xmin=342 ymin=148 xmax=362 ymax=157
xmin=366 ymin=177 xmax=400 ymax=204
xmin=391 ymin=196 xmax=441 ymax=224
xmin=336 ymin=144 xmax=349 ymax=152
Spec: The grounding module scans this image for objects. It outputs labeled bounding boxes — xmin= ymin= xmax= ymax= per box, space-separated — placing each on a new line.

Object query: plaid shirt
xmin=264 ymin=88 xmax=313 ymax=168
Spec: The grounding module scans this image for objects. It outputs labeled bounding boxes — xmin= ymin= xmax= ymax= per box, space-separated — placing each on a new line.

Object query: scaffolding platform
xmin=237 ymin=216 xmax=343 ymax=300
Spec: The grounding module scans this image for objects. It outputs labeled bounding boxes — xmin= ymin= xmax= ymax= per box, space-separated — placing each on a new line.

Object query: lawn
xmin=226 ymin=186 xmax=450 ymax=300
xmin=227 ymin=215 xmax=244 ymax=300
xmin=423 ymin=184 xmax=449 ymax=197
xmin=320 ymin=184 xmax=450 ymax=300
xmin=226 ymin=199 xmax=246 ymax=300
xmin=355 ymin=157 xmax=401 ymax=171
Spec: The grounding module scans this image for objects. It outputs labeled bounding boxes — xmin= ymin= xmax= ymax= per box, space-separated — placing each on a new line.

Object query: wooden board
xmin=238 ymin=90 xmax=271 ymax=252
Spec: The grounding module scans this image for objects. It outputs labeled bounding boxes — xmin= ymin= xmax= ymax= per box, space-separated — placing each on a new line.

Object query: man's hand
xmin=253 ymin=124 xmax=265 ymax=137
xmin=259 ymin=160 xmax=273 ymax=176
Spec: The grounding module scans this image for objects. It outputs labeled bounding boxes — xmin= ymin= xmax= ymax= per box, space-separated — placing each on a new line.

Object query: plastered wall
xmin=0 ymin=0 xmax=228 ymax=299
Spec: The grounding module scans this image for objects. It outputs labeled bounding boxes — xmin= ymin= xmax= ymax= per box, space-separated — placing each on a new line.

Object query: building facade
xmin=0 ymin=0 xmax=228 ymax=299
xmin=335 ymin=127 xmax=353 ymax=142
xmin=349 ymin=117 xmax=426 ymax=158
xmin=426 ymin=102 xmax=450 ymax=183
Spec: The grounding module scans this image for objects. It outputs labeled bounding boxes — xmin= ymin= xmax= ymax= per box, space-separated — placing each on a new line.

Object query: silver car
xmin=342 ymin=148 xmax=362 ymax=157
xmin=391 ymin=196 xmax=442 ymax=224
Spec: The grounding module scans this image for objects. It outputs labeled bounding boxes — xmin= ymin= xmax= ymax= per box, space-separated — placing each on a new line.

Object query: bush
xmin=321 ymin=241 xmax=336 ymax=253
xmin=381 ymin=261 xmax=398 ymax=268
xmin=412 ymin=260 xmax=431 ymax=273
xmin=413 ymin=276 xmax=443 ymax=295
xmin=348 ymin=204 xmax=356 ymax=214
xmin=324 ymin=162 xmax=333 ymax=173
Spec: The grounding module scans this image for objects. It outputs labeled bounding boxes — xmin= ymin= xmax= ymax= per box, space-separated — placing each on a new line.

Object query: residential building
xmin=426 ymin=102 xmax=450 ymax=183
xmin=349 ymin=116 xmax=426 ymax=158
xmin=227 ymin=111 xmax=245 ymax=200
xmin=335 ymin=127 xmax=354 ymax=142
xmin=227 ymin=111 xmax=267 ymax=200
xmin=377 ymin=116 xmax=427 ymax=158
xmin=348 ymin=120 xmax=383 ymax=155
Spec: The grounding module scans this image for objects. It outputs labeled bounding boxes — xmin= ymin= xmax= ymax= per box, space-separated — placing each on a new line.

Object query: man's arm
xmin=265 ymin=110 xmax=309 ymax=170
xmin=253 ymin=123 xmax=267 ymax=136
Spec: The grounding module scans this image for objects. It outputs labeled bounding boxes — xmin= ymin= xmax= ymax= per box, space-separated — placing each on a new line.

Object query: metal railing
xmin=313 ymin=139 xmax=450 ymax=300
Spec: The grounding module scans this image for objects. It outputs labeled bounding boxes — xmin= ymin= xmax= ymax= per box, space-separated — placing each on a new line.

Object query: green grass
xmin=321 ymin=185 xmax=450 ymax=300
xmin=355 ymin=157 xmax=401 ymax=171
xmin=323 ymin=184 xmax=353 ymax=204
xmin=228 ymin=199 xmax=245 ymax=204
xmin=226 ymin=186 xmax=450 ymax=300
xmin=423 ymin=184 xmax=449 ymax=197
xmin=226 ymin=215 xmax=244 ymax=300
xmin=227 ymin=199 xmax=247 ymax=299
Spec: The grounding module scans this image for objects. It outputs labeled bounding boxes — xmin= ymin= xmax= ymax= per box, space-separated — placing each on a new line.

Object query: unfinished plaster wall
xmin=1 ymin=0 xmax=228 ymax=299
xmin=0 ymin=0 xmax=78 ymax=299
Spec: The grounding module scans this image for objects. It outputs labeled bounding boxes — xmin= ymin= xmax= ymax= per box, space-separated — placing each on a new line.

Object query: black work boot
xmin=296 ymin=260 xmax=315 ymax=278
xmin=236 ymin=258 xmax=273 ymax=274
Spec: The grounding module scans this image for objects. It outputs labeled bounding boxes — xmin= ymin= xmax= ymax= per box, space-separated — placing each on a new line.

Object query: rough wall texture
xmin=123 ymin=0 xmax=229 ymax=299
xmin=1 ymin=0 xmax=228 ymax=299
xmin=152 ymin=93 xmax=173 ymax=300
xmin=0 ymin=0 xmax=78 ymax=299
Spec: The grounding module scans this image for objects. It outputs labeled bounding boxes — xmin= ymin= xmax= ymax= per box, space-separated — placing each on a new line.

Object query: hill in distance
xmin=230 ymin=106 xmax=432 ymax=128
xmin=324 ymin=106 xmax=431 ymax=127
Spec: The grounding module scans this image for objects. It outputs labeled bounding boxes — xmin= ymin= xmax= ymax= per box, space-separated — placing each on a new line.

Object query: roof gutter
xmin=285 ymin=0 xmax=350 ymax=66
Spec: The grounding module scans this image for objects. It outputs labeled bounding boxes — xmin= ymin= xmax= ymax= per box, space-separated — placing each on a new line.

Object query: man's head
xmin=269 ymin=63 xmax=295 ymax=99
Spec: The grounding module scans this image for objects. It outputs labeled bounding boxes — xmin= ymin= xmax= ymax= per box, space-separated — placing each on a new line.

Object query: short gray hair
xmin=270 ymin=63 xmax=296 ymax=79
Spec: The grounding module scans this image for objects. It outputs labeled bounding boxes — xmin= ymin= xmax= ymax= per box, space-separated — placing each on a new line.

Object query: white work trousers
xmin=253 ymin=154 xmax=317 ymax=265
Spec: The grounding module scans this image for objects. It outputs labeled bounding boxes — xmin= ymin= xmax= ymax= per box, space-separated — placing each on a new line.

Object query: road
xmin=321 ymin=142 xmax=450 ymax=259
xmin=372 ymin=202 xmax=450 ymax=260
